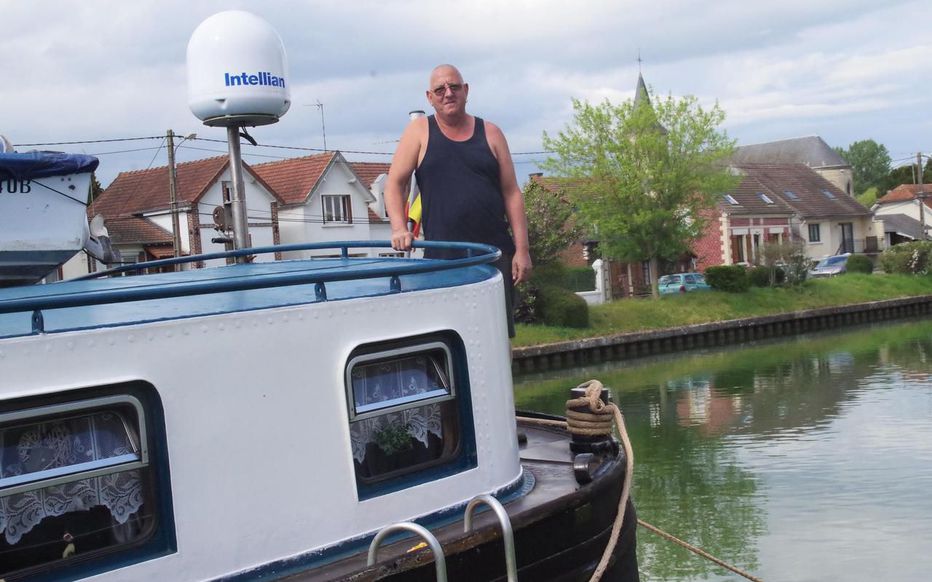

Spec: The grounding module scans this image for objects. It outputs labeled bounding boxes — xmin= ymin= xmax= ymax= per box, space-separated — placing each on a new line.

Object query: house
xmin=694 ymin=163 xmax=876 ymax=268
xmin=88 ymin=156 xmax=284 ymax=270
xmin=79 ymin=153 xmax=394 ymax=277
xmin=250 ymin=153 xmax=393 ymax=258
xmin=732 ymin=136 xmax=854 ymax=196
xmin=872 ymin=183 xmax=932 ymax=246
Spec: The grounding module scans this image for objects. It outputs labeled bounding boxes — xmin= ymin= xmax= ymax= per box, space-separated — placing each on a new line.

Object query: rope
xmin=516 ymin=378 xmax=764 ymax=582
xmin=636 ymin=519 xmax=764 ymax=582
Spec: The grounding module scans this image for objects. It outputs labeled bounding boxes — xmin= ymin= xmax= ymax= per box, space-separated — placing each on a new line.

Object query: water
xmin=513 ymin=320 xmax=932 ymax=581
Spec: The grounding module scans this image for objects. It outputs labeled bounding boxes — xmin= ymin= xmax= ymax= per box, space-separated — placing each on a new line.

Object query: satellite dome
xmin=187 ymin=11 xmax=291 ymax=127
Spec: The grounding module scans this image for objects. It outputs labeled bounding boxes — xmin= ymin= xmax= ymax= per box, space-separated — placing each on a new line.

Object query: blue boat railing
xmin=0 ymin=241 xmax=501 ymax=320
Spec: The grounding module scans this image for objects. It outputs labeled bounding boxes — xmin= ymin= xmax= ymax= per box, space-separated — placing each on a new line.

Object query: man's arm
xmin=486 ymin=122 xmax=532 ymax=283
xmin=385 ymin=118 xmax=426 ymax=250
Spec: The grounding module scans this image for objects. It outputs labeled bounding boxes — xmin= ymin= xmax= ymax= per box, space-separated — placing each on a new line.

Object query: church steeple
xmin=634 ymin=72 xmax=651 ymax=109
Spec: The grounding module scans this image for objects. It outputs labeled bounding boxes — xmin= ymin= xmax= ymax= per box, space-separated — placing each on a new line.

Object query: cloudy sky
xmin=2 ymin=0 xmax=929 ymax=187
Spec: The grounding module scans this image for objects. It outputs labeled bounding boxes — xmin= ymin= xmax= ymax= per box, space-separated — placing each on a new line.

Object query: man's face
xmin=427 ymin=67 xmax=468 ymax=116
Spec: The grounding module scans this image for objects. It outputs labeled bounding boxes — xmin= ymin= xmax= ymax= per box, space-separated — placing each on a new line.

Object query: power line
xmin=13 ymin=136 xmax=164 ymax=147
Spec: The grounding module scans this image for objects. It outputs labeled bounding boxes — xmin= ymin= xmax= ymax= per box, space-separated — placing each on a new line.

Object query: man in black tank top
xmin=384 ymin=64 xmax=532 ymax=338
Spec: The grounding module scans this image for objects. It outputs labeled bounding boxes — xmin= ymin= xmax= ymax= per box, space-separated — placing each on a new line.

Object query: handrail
xmin=464 ymin=494 xmax=517 ymax=582
xmin=367 ymin=521 xmax=447 ymax=581
xmin=0 ymin=240 xmax=500 ymax=316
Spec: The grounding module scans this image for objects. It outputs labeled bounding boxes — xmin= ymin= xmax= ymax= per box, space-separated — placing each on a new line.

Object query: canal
xmin=513 ymin=319 xmax=932 ymax=581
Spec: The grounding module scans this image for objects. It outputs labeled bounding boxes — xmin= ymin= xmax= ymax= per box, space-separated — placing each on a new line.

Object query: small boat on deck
xmin=0 ymin=239 xmax=638 ymax=581
xmin=0 ymin=151 xmax=104 ymax=287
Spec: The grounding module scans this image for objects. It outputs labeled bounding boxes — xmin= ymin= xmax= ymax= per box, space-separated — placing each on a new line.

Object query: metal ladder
xmin=367 ymin=493 xmax=517 ymax=582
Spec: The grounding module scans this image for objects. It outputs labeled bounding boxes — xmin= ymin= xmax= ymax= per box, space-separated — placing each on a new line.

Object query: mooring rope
xmin=636 ymin=519 xmax=763 ymax=582
xmin=516 ymin=378 xmax=764 ymax=582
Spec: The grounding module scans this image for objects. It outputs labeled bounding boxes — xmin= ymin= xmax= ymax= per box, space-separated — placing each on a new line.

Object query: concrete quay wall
xmin=512 ymin=295 xmax=932 ymax=374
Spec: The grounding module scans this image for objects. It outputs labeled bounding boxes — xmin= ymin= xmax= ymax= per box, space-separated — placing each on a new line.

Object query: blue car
xmin=658 ymin=272 xmax=711 ymax=295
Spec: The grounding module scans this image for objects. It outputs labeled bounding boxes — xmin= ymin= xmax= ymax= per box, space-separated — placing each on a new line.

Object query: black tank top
xmin=415 ymin=115 xmax=516 ymax=259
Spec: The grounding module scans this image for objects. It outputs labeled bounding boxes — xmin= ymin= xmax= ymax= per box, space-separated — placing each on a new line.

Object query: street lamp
xmin=167 ymin=130 xmax=197 ymax=263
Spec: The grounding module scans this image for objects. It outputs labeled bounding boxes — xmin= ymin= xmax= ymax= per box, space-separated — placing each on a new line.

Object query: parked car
xmin=809 ymin=254 xmax=850 ymax=278
xmin=659 ymin=272 xmax=711 ymax=295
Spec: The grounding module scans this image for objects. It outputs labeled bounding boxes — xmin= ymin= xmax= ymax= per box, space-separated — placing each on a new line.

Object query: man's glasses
xmin=431 ymin=83 xmax=464 ymax=97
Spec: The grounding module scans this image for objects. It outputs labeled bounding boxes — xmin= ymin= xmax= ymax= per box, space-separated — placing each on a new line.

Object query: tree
xmin=522 ymin=180 xmax=584 ymax=266
xmin=87 ymin=172 xmax=104 ymax=204
xmin=881 ymin=158 xmax=932 ymax=195
xmin=834 ymin=139 xmax=891 ymax=196
xmin=540 ymin=91 xmax=737 ymax=297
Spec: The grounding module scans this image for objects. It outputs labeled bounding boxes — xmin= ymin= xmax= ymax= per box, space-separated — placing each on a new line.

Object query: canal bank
xmin=512 ymin=294 xmax=932 ymax=374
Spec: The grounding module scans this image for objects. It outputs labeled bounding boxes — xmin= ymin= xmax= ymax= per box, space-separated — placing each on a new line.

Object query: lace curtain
xmin=1 ymin=411 xmax=144 ymax=545
xmin=350 ymin=403 xmax=442 ymax=463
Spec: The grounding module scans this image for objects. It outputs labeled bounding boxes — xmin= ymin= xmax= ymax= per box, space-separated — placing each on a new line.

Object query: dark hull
xmin=284 ymin=419 xmax=639 ymax=582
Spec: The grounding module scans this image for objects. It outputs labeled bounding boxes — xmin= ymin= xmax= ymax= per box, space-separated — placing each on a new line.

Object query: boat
xmin=0 ymin=150 xmax=115 ymax=287
xmin=0 ymin=237 xmax=639 ymax=580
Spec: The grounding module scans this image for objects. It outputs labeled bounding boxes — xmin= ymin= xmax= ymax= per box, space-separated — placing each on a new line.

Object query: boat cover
xmin=0 ymin=151 xmax=99 ymax=180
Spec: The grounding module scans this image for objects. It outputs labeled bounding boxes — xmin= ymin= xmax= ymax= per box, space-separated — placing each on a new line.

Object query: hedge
xmin=704 ymin=265 xmax=750 ymax=292
xmin=537 ymin=285 xmax=590 ymax=328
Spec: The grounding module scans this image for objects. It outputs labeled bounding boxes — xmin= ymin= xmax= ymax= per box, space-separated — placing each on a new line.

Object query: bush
xmin=537 ymin=285 xmax=590 ymax=328
xmin=748 ymin=266 xmax=772 ymax=287
xmin=880 ymin=241 xmax=932 ymax=275
xmin=845 ymin=254 xmax=873 ymax=274
xmin=704 ymin=265 xmax=750 ymax=292
xmin=564 ymin=266 xmax=596 ymax=292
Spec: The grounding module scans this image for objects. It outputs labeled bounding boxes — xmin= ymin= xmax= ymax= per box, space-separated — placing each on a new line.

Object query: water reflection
xmin=513 ymin=320 xmax=932 ymax=581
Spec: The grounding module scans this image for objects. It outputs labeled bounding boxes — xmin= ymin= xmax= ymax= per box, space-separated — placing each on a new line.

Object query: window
xmin=821 ymin=189 xmax=836 ymax=200
xmin=809 ymin=223 xmax=821 ymax=242
xmin=345 ymin=334 xmax=475 ymax=499
xmin=757 ymin=192 xmax=774 ymax=204
xmin=783 ymin=190 xmax=799 ymax=200
xmin=322 ymin=194 xmax=352 ymax=224
xmin=1 ymin=385 xmax=173 ymax=579
xmin=221 ymin=180 xmax=233 ymax=204
xmin=724 ymin=194 xmax=739 ymax=205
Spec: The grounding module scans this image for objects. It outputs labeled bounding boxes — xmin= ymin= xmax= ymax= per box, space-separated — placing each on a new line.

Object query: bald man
xmin=384 ymin=64 xmax=532 ymax=337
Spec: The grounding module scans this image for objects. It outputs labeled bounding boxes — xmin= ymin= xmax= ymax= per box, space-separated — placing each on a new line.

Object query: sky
xmin=2 ymin=0 xmax=930 ymax=188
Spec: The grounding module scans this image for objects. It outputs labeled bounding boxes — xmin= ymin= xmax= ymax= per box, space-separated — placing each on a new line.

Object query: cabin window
xmin=322 ymin=194 xmax=352 ymax=224
xmin=345 ymin=334 xmax=476 ymax=499
xmin=0 ymin=386 xmax=173 ymax=579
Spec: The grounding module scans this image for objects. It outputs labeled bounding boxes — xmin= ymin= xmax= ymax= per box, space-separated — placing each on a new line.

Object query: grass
xmin=512 ymin=273 xmax=932 ymax=347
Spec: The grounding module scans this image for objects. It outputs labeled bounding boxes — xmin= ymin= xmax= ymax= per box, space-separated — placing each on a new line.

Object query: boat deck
xmin=268 ymin=420 xmax=638 ymax=582
xmin=0 ymin=248 xmax=498 ymax=339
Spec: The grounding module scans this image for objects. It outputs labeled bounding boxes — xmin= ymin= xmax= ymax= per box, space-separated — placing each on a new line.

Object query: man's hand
xmin=512 ymin=250 xmax=532 ymax=283
xmin=391 ymin=228 xmax=414 ymax=251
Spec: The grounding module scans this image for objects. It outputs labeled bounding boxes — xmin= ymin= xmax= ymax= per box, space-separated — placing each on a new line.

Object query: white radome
xmin=187 ymin=10 xmax=291 ymax=127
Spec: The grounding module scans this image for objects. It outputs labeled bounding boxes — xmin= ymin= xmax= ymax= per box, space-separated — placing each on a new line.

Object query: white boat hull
xmin=0 ymin=172 xmax=91 ymax=285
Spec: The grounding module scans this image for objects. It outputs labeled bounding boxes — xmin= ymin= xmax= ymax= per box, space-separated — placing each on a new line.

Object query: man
xmin=385 ymin=64 xmax=532 ymax=337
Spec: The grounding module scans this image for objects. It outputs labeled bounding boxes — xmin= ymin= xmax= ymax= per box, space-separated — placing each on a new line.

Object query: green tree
xmin=881 ymin=158 xmax=932 ymax=195
xmin=856 ymin=186 xmax=878 ymax=208
xmin=87 ymin=172 xmax=104 ymax=204
xmin=540 ymin=91 xmax=737 ymax=297
xmin=834 ymin=139 xmax=891 ymax=196
xmin=522 ymin=180 xmax=584 ymax=266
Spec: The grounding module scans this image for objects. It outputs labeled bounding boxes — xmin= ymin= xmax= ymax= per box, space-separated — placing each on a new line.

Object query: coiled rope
xmin=517 ymin=379 xmax=763 ymax=582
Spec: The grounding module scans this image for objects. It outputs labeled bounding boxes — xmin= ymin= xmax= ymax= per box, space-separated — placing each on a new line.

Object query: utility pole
xmin=919 ymin=152 xmax=926 ymax=240
xmin=167 ymin=129 xmax=183 ymax=264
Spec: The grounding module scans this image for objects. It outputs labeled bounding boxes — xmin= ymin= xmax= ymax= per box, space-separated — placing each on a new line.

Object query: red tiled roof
xmin=251 ymin=153 xmax=335 ymax=205
xmin=146 ymin=246 xmax=176 ymax=259
xmin=104 ymin=216 xmax=172 ymax=245
xmin=877 ymin=183 xmax=932 ymax=204
xmin=350 ymin=162 xmax=391 ymax=190
xmin=91 ymin=156 xmax=228 ymax=219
